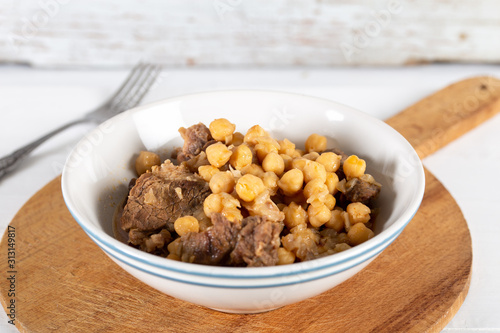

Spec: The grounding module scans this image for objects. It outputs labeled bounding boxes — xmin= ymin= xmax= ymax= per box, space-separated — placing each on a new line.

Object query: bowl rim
xmin=61 ymin=89 xmax=426 ymax=280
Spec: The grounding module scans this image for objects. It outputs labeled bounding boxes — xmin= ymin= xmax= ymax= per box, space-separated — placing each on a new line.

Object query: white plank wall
xmin=0 ymin=0 xmax=500 ymax=68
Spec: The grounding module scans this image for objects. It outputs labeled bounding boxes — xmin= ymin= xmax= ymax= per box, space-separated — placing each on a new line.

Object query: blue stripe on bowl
xmin=68 ymin=204 xmax=414 ymax=280
xmin=94 ymin=233 xmax=395 ymax=289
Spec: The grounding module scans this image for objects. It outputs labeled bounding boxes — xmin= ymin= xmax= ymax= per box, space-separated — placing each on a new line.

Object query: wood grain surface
xmin=387 ymin=76 xmax=500 ymax=159
xmin=4 ymin=76 xmax=500 ymax=332
xmin=2 ymin=1 xmax=500 ymax=67
xmin=0 ymin=172 xmax=471 ymax=333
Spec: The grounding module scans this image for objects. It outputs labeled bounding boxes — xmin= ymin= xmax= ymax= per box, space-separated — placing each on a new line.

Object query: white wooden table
xmin=1 ymin=64 xmax=499 ymax=332
xmin=2 ymin=0 xmax=500 ymax=67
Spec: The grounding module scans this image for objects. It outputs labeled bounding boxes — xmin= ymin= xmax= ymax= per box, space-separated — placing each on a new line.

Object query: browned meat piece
xmin=128 ymin=177 xmax=137 ymax=191
xmin=121 ymin=160 xmax=211 ymax=233
xmin=344 ymin=177 xmax=381 ymax=207
xmin=177 ymin=123 xmax=214 ymax=162
xmin=129 ymin=228 xmax=172 ymax=253
xmin=178 ymin=214 xmax=282 ymax=267
xmin=128 ymin=228 xmax=148 ymax=245
xmin=178 ymin=213 xmax=240 ymax=265
xmin=230 ymin=216 xmax=282 ymax=267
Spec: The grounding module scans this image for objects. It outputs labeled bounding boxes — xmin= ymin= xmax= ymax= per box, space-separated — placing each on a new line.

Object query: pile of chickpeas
xmin=136 ymin=118 xmax=378 ymax=265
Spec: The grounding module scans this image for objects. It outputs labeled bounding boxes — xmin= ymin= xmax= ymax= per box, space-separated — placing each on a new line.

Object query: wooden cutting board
xmin=2 ymin=76 xmax=500 ymax=333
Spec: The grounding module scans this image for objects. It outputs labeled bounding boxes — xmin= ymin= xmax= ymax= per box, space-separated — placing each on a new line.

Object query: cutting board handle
xmin=386 ymin=76 xmax=500 ymax=159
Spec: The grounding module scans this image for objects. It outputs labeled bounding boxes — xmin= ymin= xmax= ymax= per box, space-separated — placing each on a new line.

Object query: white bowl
xmin=61 ymin=90 xmax=425 ymax=314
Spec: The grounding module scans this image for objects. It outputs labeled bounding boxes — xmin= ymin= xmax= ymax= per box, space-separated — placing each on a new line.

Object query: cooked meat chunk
xmin=178 ymin=214 xmax=282 ymax=267
xmin=121 ymin=160 xmax=211 ymax=233
xmin=128 ymin=177 xmax=137 ymax=191
xmin=129 ymin=228 xmax=172 ymax=254
xmin=344 ymin=177 xmax=381 ymax=207
xmin=178 ymin=213 xmax=240 ymax=265
xmin=177 ymin=123 xmax=214 ymax=162
xmin=128 ymin=228 xmax=147 ymax=246
xmin=230 ymin=216 xmax=282 ymax=267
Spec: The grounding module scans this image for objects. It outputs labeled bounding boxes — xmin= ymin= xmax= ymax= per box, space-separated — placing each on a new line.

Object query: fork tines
xmin=110 ymin=63 xmax=162 ymax=111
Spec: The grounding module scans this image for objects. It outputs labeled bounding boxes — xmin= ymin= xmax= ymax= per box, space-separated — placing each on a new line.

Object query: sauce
xmin=112 ymin=196 xmax=129 ymax=244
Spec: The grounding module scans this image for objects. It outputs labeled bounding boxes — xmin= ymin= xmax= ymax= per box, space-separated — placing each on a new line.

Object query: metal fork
xmin=0 ymin=63 xmax=162 ymax=181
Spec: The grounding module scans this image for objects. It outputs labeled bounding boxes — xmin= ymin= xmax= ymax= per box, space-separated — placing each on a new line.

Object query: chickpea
xmin=305 ymin=134 xmax=327 ymax=153
xmin=302 ymin=152 xmax=319 ymax=161
xmin=303 ymin=178 xmax=329 ymax=203
xmin=220 ymin=192 xmax=241 ymax=209
xmin=280 ymin=154 xmax=293 ymax=171
xmin=206 ymin=142 xmax=232 ymax=168
xmin=262 ymin=171 xmax=279 ymax=196
xmin=291 ymin=158 xmax=310 ymax=172
xmin=262 ymin=152 xmax=285 ymax=176
xmin=255 ymin=141 xmax=279 ymax=162
xmin=278 ymin=138 xmax=296 ymax=156
xmin=283 ymin=202 xmax=308 ymax=229
xmin=235 ymin=174 xmax=266 ymax=202
xmin=316 ymin=152 xmax=342 ymax=173
xmin=203 ymin=193 xmax=223 ymax=217
xmin=282 ymin=224 xmax=320 ymax=259
xmin=135 ymin=151 xmax=161 ymax=176
xmin=347 ymin=222 xmax=374 ymax=246
xmin=174 ymin=216 xmax=199 ymax=236
xmin=277 ymin=247 xmax=296 ymax=265
xmin=294 ymin=149 xmax=304 ymax=157
xmin=222 ymin=207 xmax=243 ymax=223
xmin=278 ymin=169 xmax=304 ymax=196
xmin=325 ymin=209 xmax=344 ymax=231
xmin=307 ymin=200 xmax=332 ymax=228
xmin=346 ymin=202 xmax=371 ymax=224
xmin=325 ymin=172 xmax=339 ymax=194
xmin=255 ymin=136 xmax=280 ymax=150
xmin=241 ymin=163 xmax=265 ymax=178
xmin=231 ymin=132 xmax=245 ymax=146
xmin=343 ymin=155 xmax=366 ymax=179
xmin=244 ymin=125 xmax=269 ymax=145
xmin=303 ymin=161 xmax=327 ymax=183
xmin=209 ymin=118 xmax=236 ymax=143
xmin=209 ymin=171 xmax=235 ymax=194
xmin=229 ymin=144 xmax=253 ymax=170
xmin=324 ymin=194 xmax=336 ymax=210
xmin=198 ymin=165 xmax=219 ymax=182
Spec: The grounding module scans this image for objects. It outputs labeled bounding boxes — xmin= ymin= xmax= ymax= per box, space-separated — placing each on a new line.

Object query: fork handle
xmin=0 ymin=119 xmax=88 ymax=181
